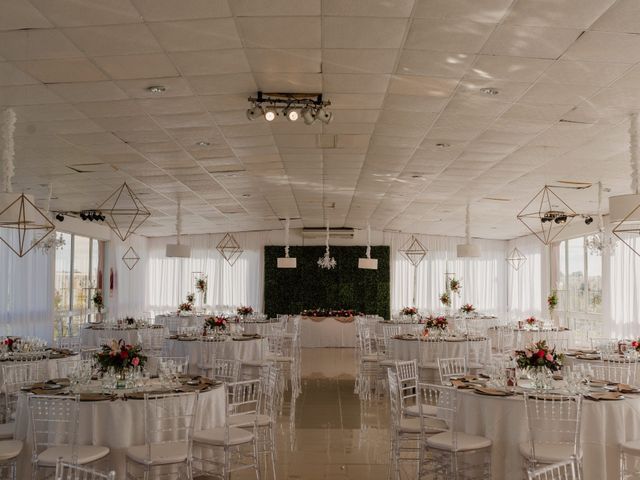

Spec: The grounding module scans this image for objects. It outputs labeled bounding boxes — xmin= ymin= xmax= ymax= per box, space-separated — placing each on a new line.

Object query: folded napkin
xmin=616 ymin=384 xmax=638 ymax=393
xmin=79 ymin=393 xmax=115 ymax=402
xmin=473 ymin=387 xmax=512 ymax=397
xmin=451 ymin=379 xmax=473 ymax=389
xmin=585 ymin=391 xmax=624 ymax=401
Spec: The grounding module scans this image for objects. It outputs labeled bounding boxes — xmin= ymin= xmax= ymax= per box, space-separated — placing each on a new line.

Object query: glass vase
xmin=527 ymin=367 xmax=552 ymax=391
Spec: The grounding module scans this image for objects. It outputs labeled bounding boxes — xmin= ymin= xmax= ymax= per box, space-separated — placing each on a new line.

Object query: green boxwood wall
xmin=264 ymin=245 xmax=390 ymax=319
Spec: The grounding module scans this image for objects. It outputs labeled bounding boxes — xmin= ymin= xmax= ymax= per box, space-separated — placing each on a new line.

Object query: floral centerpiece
xmin=186 ymin=292 xmax=195 ymax=304
xmin=460 ymin=304 xmax=475 ymax=314
xmin=237 ymin=306 xmax=254 ymax=316
xmin=124 ymin=316 xmax=136 ymax=326
xmin=195 ymin=277 xmax=207 ymax=304
xmin=439 ymin=292 xmax=451 ymax=307
xmin=205 ymin=316 xmax=227 ymax=332
xmin=449 ymin=277 xmax=461 ymax=294
xmin=424 ymin=315 xmax=448 ymax=330
xmin=401 ymin=307 xmax=418 ymax=316
xmin=301 ymin=308 xmax=363 ymax=317
xmin=547 ymin=290 xmax=558 ymax=314
xmin=92 ymin=289 xmax=104 ymax=313
xmin=94 ymin=339 xmax=146 ymax=375
xmin=631 ymin=339 xmax=640 ymax=352
xmin=3 ymin=337 xmax=15 ymax=352
xmin=525 ymin=316 xmax=537 ymax=326
xmin=178 ymin=302 xmax=193 ymax=314
xmin=516 ymin=340 xmax=564 ymax=390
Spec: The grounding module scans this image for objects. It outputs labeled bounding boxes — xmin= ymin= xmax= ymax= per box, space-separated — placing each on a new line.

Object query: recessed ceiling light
xmin=147 ymin=85 xmax=166 ymax=94
xmin=435 ymin=143 xmax=450 ymax=149
xmin=241 ymin=193 xmax=251 ymax=197
xmin=480 ymin=87 xmax=499 ymax=95
xmin=411 ymin=174 xmax=423 ymax=179
xmin=195 ymin=141 xmax=210 ymax=147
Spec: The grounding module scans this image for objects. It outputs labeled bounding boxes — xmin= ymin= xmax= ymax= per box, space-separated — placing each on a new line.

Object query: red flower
xmin=536 ymin=349 xmax=545 ymax=358
xmin=633 ymin=341 xmax=639 ymax=348
xmin=120 ymin=350 xmax=129 ymax=359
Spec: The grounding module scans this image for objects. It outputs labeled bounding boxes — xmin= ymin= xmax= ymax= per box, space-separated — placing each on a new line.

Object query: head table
xmin=300 ymin=315 xmax=356 ymax=348
xmin=14 ymin=377 xmax=225 ymax=478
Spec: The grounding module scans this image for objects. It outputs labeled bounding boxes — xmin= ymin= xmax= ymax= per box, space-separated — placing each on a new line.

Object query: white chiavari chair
xmin=527 ymin=456 xmax=580 ymax=480
xmin=208 ymin=358 xmax=241 ymax=383
xmin=1 ymin=362 xmax=45 ymax=439
xmin=418 ymin=335 xmax=447 ymax=383
xmin=55 ymin=458 xmax=115 ymax=480
xmin=437 ymin=357 xmax=468 ymax=385
xmin=356 ymin=328 xmax=382 ymax=401
xmin=387 ymin=369 xmax=420 ymax=480
xmin=57 ymin=335 xmax=82 ymax=353
xmin=0 ymin=438 xmax=23 ymax=480
xmin=56 ymin=358 xmax=93 ymax=379
xmin=137 ymin=328 xmax=165 ymax=356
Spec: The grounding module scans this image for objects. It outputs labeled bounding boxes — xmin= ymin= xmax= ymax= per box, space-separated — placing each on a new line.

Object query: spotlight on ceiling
xmin=247 ymin=92 xmax=332 ymax=125
xmin=146 ymin=85 xmax=166 ymax=94
xmin=554 ymin=215 xmax=568 ymax=224
xmin=80 ymin=212 xmax=87 ymax=220
xmin=55 ymin=213 xmax=64 ymax=222
xmin=264 ymin=108 xmax=277 ymax=122
xmin=584 ymin=216 xmax=594 ymax=225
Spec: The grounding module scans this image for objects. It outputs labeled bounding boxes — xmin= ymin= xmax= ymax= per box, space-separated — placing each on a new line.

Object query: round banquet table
xmin=154 ymin=314 xmax=208 ymax=332
xmin=0 ymin=353 xmax=78 ymax=385
xmin=456 ymin=388 xmax=640 ymax=480
xmin=80 ymin=325 xmax=164 ymax=347
xmin=241 ymin=320 xmax=280 ymax=336
xmin=165 ymin=337 xmax=266 ymax=375
xmin=389 ymin=336 xmax=492 ymax=365
xmin=486 ymin=327 xmax=572 ymax=350
xmin=375 ymin=321 xmax=423 ymax=337
xmin=14 ymin=384 xmax=225 ymax=478
xmin=300 ymin=316 xmax=356 ymax=348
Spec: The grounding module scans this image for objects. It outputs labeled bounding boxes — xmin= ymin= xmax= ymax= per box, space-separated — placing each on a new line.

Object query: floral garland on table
xmin=424 ymin=315 xmax=448 ymax=330
xmin=515 ymin=340 xmax=563 ymax=372
xmin=92 ymin=289 xmax=104 ymax=313
xmin=439 ymin=292 xmax=451 ymax=307
xmin=178 ymin=302 xmax=193 ymax=313
xmin=94 ymin=340 xmax=146 ymax=374
xmin=525 ymin=316 xmax=537 ymax=326
xmin=237 ymin=306 xmax=254 ymax=316
xmin=547 ymin=290 xmax=558 ymax=314
xmin=460 ymin=304 xmax=475 ymax=314
xmin=205 ymin=316 xmax=227 ymax=331
xmin=400 ymin=307 xmax=418 ymax=316
xmin=300 ymin=308 xmax=363 ymax=318
xmin=449 ymin=277 xmax=461 ymax=294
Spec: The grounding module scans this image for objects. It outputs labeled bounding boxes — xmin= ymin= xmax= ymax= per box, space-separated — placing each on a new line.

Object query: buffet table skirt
xmin=300 ymin=316 xmax=356 ymax=348
xmin=15 ymin=385 xmax=225 ymax=478
xmin=165 ymin=338 xmax=266 ymax=375
xmin=457 ymin=389 xmax=640 ymax=479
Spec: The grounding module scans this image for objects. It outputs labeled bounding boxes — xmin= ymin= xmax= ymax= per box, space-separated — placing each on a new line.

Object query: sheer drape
xmin=387 ymin=233 xmax=507 ymax=314
xmin=507 ymin=236 xmax=546 ymax=316
xmin=0 ymin=230 xmax=54 ymax=341
xmin=107 ymin=233 xmax=148 ymax=318
xmin=609 ymin=236 xmax=640 ymax=338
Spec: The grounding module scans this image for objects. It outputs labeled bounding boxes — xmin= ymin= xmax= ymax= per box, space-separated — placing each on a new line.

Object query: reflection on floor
xmin=230 ymin=348 xmax=390 ymax=480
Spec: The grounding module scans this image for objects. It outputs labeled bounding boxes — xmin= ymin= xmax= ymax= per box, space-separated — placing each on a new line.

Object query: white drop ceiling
xmin=3 ymin=0 xmax=640 ymax=240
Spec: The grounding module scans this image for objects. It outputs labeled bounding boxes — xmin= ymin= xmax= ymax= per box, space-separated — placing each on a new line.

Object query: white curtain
xmin=146 ymin=232 xmax=268 ymax=313
xmin=387 ymin=232 xmax=508 ymax=315
xmin=609 ymin=236 xmax=640 ymax=338
xmin=107 ymin=233 xmax=148 ymax=319
xmin=0 ymin=230 xmax=54 ymax=341
xmin=507 ymin=235 xmax=547 ymax=317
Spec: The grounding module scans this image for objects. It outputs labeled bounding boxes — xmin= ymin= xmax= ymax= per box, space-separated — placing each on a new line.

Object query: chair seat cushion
xmin=0 ymin=422 xmax=15 ymax=440
xmin=621 ymin=439 xmax=640 ymax=454
xmin=404 ymin=404 xmax=438 ymax=417
xmin=361 ymin=355 xmax=379 ymax=362
xmin=194 ymin=427 xmax=255 ymax=446
xmin=399 ymin=416 xmax=448 ymax=434
xmin=0 ymin=440 xmax=22 ymax=462
xmin=38 ymin=445 xmax=110 ymax=466
xmin=427 ymin=431 xmax=492 ymax=452
xmin=229 ymin=413 xmax=272 ymax=428
xmin=126 ymin=441 xmax=187 ymax=466
xmin=518 ymin=442 xmax=577 ymax=464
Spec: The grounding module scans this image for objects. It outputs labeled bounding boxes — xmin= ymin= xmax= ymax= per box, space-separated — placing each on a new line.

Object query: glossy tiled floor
xmin=229 ymin=348 xmax=391 ymax=480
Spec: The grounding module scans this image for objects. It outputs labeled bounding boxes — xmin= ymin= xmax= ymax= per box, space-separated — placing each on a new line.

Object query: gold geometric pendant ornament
xmin=122 ymin=246 xmax=140 ymax=270
xmin=517 ymin=185 xmax=578 ymax=245
xmin=0 ymin=192 xmax=54 ymax=257
xmin=216 ymin=233 xmax=243 ymax=266
xmin=506 ymin=247 xmax=527 ymax=271
xmin=400 ymin=235 xmax=427 ymax=266
xmin=612 ymin=205 xmax=640 ymax=257
xmin=98 ymin=182 xmax=150 ymax=242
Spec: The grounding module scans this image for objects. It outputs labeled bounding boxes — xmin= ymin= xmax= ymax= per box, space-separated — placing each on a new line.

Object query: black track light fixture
xmin=584 ymin=216 xmax=594 ymax=225
xmin=55 ymin=213 xmax=64 ymax=222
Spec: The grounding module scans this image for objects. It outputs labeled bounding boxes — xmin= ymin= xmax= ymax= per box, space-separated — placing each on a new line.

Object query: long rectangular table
xmin=300 ymin=316 xmax=356 ymax=348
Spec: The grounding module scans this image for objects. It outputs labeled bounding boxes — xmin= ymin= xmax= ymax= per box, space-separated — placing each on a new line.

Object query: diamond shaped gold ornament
xmin=122 ymin=246 xmax=140 ymax=270
xmin=506 ymin=247 xmax=527 ymax=271
xmin=98 ymin=182 xmax=150 ymax=242
xmin=517 ymin=186 xmax=578 ymax=245
xmin=400 ymin=235 xmax=427 ymax=266
xmin=0 ymin=193 xmax=55 ymax=258
xmin=216 ymin=233 xmax=243 ymax=266
xmin=612 ymin=202 xmax=640 ymax=257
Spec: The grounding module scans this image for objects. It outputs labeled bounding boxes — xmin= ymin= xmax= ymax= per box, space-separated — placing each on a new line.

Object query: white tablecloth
xmin=81 ymin=326 xmax=163 ymax=347
xmin=300 ymin=316 xmax=356 ymax=348
xmin=0 ymin=355 xmax=77 ymax=385
xmin=486 ymin=328 xmax=573 ymax=350
xmin=242 ymin=321 xmax=279 ymax=336
xmin=165 ymin=338 xmax=266 ymax=375
xmin=15 ymin=385 xmax=225 ymax=478
xmin=456 ymin=389 xmax=640 ymax=479
xmin=375 ymin=321 xmax=423 ymax=337
xmin=389 ymin=337 xmax=492 ymax=365
xmin=154 ymin=315 xmax=209 ymax=331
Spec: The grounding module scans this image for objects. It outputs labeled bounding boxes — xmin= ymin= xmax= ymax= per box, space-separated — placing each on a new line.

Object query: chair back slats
xmin=3 ymin=362 xmax=45 ymax=421
xmin=143 ymin=391 xmax=198 ymax=459
xmin=29 ymin=395 xmax=80 ymax=458
xmin=437 ymin=357 xmax=468 ymax=384
xmin=55 ymin=458 xmax=115 ymax=480
xmin=527 ymin=456 xmax=580 ymax=480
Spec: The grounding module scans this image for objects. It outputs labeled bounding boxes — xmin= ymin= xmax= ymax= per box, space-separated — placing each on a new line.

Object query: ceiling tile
xmin=48 ymin=81 xmax=128 ymax=102
xmin=148 ymin=18 xmax=241 ymax=51
xmin=322 ymin=49 xmax=397 ymax=74
xmin=131 ymin=0 xmax=231 ymax=21
xmin=63 ymin=24 xmax=161 ymax=56
xmin=236 ymin=17 xmax=320 ymax=49
xmin=0 ymin=62 xmax=38 ymax=86
xmin=519 ymin=83 xmax=599 ymax=106
xmin=0 ymin=84 xmax=63 ymax=105
xmin=231 ymin=0 xmax=320 ymax=16
xmin=468 ymin=55 xmax=552 ymax=82
xmin=170 ymin=50 xmax=250 ymax=76
xmin=15 ymin=58 xmax=107 ymax=83
xmin=503 ymin=0 xmax=616 ymax=29
xmin=252 ymin=72 xmax=321 ymax=92
xmin=406 ymin=19 xmax=494 ymax=53
xmin=322 ymin=17 xmax=408 ymax=49
xmin=413 ymin=0 xmax=512 ymax=23
xmin=323 ymin=0 xmax=414 ymax=17
xmin=397 ymin=50 xmax=475 ymax=78
xmin=323 ymin=74 xmax=390 ymax=93
xmin=116 ymin=77 xmax=193 ymax=98
xmin=0 ymin=29 xmax=83 ymax=60
xmin=387 ymin=75 xmax=458 ymax=97
xmin=0 ymin=0 xmax=52 ymax=30
xmin=245 ymin=49 xmax=320 ymax=73
xmin=383 ymin=94 xmax=448 ymax=112
xmin=538 ymin=60 xmax=630 ymax=86
xmin=93 ymin=54 xmax=179 ymax=80
xmin=562 ymin=31 xmax=640 ymax=63
xmin=591 ymin=0 xmax=640 ymax=34
xmin=29 ymin=0 xmax=142 ymax=26
xmin=188 ymin=73 xmax=257 ymax=95
xmin=482 ymin=25 xmax=582 ymax=59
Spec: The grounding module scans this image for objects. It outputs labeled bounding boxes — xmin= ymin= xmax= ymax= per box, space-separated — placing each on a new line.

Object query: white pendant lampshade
xmin=166 ymin=200 xmax=191 ymax=258
xmin=277 ymin=218 xmax=297 ymax=268
xmin=457 ymin=204 xmax=481 ymax=258
xmin=609 ymin=193 xmax=640 ymax=223
xmin=358 ymin=224 xmax=378 ymax=270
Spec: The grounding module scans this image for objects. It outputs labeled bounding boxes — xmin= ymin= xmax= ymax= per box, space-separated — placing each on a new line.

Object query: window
xmin=556 ymin=236 xmax=602 ymax=314
xmin=54 ymin=233 xmax=104 ymax=337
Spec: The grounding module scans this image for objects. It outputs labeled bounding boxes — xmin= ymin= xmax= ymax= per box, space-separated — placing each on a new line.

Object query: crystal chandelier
xmin=584 ymin=182 xmax=615 ymax=256
xmin=317 ymin=221 xmax=336 ymax=270
xmin=33 ymin=232 xmax=66 ymax=254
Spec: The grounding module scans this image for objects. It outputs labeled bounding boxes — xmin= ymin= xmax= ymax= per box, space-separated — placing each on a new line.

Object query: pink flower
xmin=132 ymin=357 xmax=140 ymax=367
xmin=525 ymin=350 xmax=532 ymax=358
xmin=545 ymin=353 xmax=554 ymax=362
